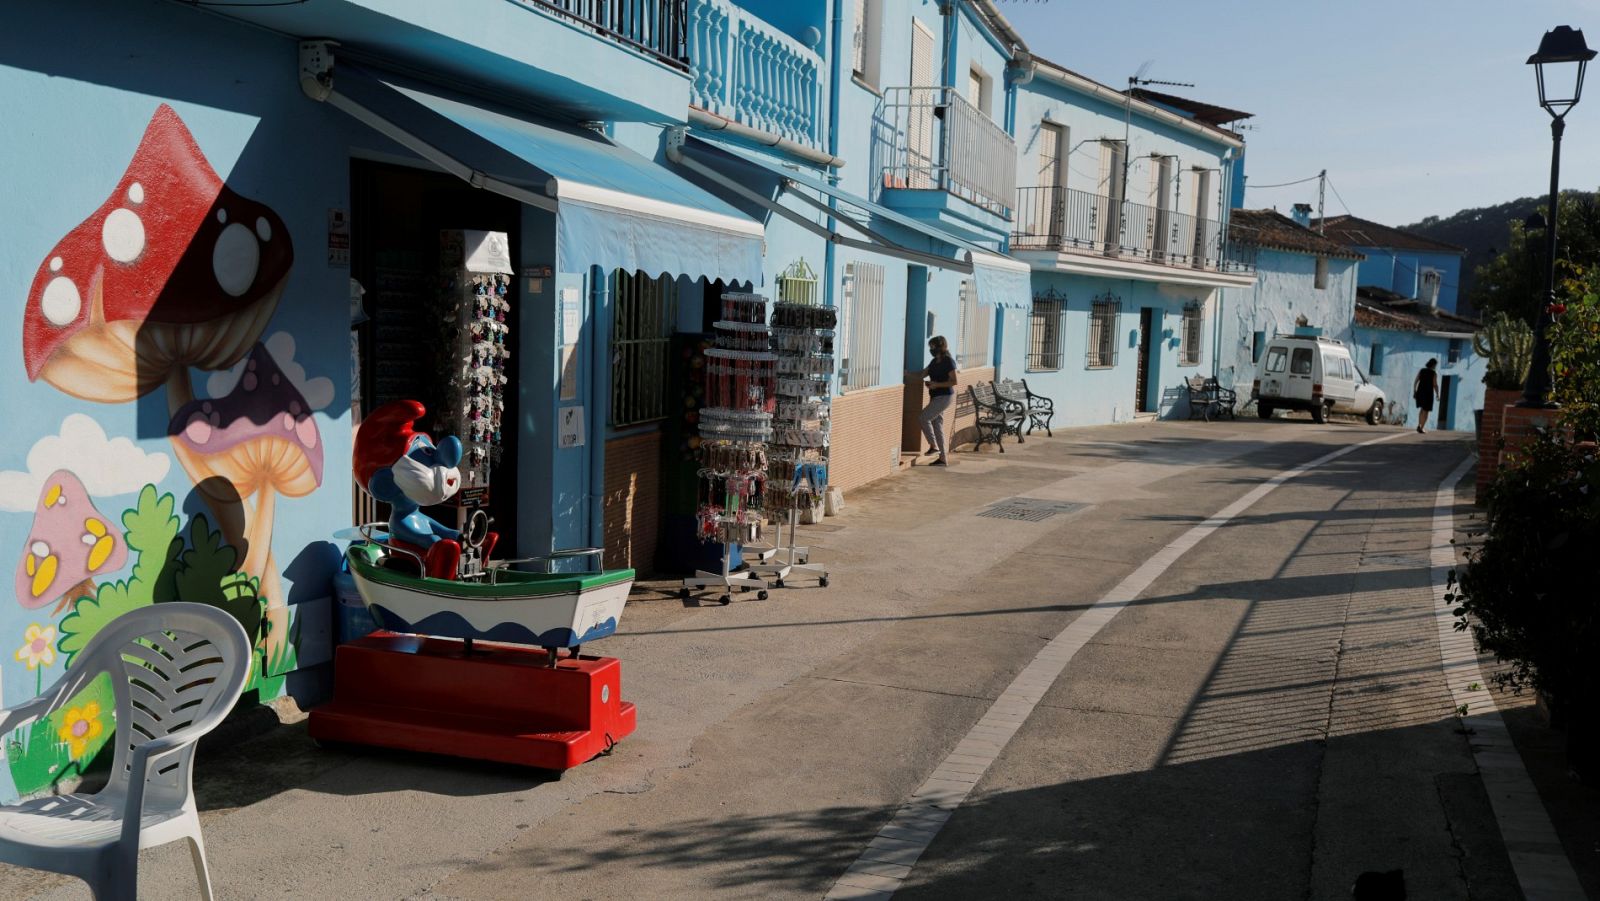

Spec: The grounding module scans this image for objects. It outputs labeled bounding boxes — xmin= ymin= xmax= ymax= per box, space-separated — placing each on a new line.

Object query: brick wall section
xmin=1475 ymin=388 xmax=1521 ymax=502
xmin=602 ymin=431 xmax=661 ymax=575
xmin=831 ymin=384 xmax=903 ymax=494
xmin=900 ymin=366 xmax=996 ymax=453
xmin=1497 ymin=405 xmax=1560 ymax=474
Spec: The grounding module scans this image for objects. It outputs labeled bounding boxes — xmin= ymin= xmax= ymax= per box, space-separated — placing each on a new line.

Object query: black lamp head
xmin=1529 ymin=26 xmax=1596 ymax=116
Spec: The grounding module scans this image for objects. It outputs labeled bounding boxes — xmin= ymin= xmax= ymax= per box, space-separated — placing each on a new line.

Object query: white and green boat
xmin=345 ymin=541 xmax=633 ymax=649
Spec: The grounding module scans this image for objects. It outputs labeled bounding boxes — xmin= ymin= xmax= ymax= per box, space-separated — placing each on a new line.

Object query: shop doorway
xmin=1136 ymin=307 xmax=1157 ymax=413
xmin=350 ymin=159 xmax=523 ymax=551
xmin=1438 ymin=375 xmax=1454 ymax=430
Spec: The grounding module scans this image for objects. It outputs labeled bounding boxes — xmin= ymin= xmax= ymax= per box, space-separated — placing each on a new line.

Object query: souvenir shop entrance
xmin=350 ymin=160 xmax=523 ymax=551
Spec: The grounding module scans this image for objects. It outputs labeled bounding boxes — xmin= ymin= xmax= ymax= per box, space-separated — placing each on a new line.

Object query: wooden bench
xmin=996 ymin=378 xmax=1055 ymax=436
xmin=969 ymin=382 xmax=1025 ymax=452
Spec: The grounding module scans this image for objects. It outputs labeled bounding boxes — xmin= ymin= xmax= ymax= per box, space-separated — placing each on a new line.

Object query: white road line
xmin=826 ymin=432 xmax=1408 ymax=900
xmin=1429 ymin=454 xmax=1586 ymax=900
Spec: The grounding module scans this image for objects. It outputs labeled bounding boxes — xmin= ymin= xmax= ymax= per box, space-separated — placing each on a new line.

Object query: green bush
xmin=1449 ymin=432 xmax=1600 ymax=716
xmin=1551 ymin=292 xmax=1600 ymax=442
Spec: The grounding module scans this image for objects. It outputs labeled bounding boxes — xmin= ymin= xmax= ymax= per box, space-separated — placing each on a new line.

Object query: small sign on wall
xmin=327 ymin=208 xmax=350 ymax=266
xmin=561 ymin=287 xmax=582 ymax=344
xmin=559 ymin=406 xmax=586 ymax=448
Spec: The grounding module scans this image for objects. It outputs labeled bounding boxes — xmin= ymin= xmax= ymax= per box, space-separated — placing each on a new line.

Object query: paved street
xmin=3 ymin=418 xmax=1589 ymax=900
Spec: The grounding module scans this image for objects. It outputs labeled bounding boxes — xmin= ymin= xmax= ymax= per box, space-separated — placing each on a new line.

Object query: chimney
xmin=1291 ymin=203 xmax=1312 ymax=228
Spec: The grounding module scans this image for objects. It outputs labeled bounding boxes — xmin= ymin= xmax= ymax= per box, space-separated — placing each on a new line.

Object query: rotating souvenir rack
xmin=436 ymin=233 xmax=512 ymax=575
xmin=751 ymin=301 xmax=835 ymax=588
xmin=681 ymin=293 xmax=779 ymax=604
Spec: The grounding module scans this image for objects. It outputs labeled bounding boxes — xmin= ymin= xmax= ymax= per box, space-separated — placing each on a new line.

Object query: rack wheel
xmin=758 ymin=590 xmax=769 ymax=600
xmin=820 ymin=576 xmax=830 ymax=587
xmin=678 ymin=587 xmax=689 ymax=599
xmin=720 ymin=595 xmax=732 ymax=605
xmin=775 ymin=579 xmax=786 ymax=588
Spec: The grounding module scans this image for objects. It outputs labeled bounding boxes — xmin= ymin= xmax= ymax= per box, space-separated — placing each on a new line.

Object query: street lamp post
xmin=1523 ymin=25 xmax=1595 ymax=407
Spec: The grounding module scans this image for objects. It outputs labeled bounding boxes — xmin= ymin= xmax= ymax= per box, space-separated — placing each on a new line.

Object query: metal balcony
xmin=687 ymin=0 xmax=825 ymax=148
xmin=530 ymin=0 xmax=689 ymax=67
xmin=877 ymin=87 xmax=1017 ymax=219
xmin=1011 ymin=186 xmax=1252 ymax=274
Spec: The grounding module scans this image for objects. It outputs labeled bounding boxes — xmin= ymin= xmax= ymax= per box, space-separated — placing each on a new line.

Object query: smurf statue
xmin=354 ymin=400 xmax=496 ymax=579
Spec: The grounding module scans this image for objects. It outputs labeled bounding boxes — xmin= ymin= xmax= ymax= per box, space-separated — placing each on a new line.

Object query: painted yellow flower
xmin=14 ymin=624 xmax=57 ymax=671
xmin=58 ymin=702 xmax=104 ymax=761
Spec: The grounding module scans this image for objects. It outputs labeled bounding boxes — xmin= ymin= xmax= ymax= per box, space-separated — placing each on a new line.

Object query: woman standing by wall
xmin=918 ymin=336 xmax=959 ymax=465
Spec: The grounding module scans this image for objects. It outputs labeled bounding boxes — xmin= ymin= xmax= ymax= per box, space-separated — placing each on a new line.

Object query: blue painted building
xmin=1216 ymin=209 xmax=1363 ymax=393
xmin=1316 ymin=215 xmax=1468 ymax=316
xmin=1353 ymin=288 xmax=1485 ymax=432
xmin=1003 ymin=57 xmax=1255 ymax=423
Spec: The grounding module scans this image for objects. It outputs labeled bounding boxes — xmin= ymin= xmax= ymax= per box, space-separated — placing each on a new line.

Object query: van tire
xmin=1257 ymin=403 xmax=1274 ymax=420
xmin=1312 ymin=403 xmax=1327 ymax=424
xmin=1366 ymin=401 xmax=1383 ymax=425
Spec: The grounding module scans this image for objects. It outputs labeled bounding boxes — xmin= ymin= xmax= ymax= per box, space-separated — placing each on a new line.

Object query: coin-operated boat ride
xmin=309 ymin=400 xmax=637 ymax=771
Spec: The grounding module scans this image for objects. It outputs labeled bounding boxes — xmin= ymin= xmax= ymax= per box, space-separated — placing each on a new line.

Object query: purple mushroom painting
xmin=168 ymin=344 xmax=322 ymax=656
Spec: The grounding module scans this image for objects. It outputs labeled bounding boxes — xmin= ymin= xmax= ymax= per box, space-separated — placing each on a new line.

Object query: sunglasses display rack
xmin=681 ymin=293 xmax=780 ymax=604
xmin=750 ymin=301 xmax=837 ymax=589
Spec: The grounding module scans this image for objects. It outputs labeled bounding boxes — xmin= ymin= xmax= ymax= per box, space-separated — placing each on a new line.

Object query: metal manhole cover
xmin=976 ymin=498 xmax=1087 ymax=522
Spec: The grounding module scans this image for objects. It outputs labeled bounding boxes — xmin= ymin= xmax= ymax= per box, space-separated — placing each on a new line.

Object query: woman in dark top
xmin=1413 ymin=358 xmax=1439 ymax=434
xmin=918 ymin=336 xmax=959 ymax=465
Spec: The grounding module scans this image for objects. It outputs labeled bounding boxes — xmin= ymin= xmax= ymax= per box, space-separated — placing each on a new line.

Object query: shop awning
xmin=669 ymin=134 xmax=1031 ymax=308
xmin=311 ymin=63 xmax=764 ymax=284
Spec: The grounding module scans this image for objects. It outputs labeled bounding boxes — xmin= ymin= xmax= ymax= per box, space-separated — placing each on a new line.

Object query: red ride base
xmin=308 ymin=632 xmax=636 ymax=771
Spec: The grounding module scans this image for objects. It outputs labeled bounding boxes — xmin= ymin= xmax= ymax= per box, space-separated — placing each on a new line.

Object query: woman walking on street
xmin=1413 ymin=358 xmax=1439 ymax=434
xmin=918 ymin=336 xmax=959 ymax=465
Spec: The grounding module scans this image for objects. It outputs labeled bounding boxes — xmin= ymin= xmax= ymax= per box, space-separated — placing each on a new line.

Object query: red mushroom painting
xmin=169 ymin=344 xmax=322 ymax=656
xmin=20 ymin=103 xmax=292 ymax=416
xmin=12 ymin=471 xmax=126 ymax=614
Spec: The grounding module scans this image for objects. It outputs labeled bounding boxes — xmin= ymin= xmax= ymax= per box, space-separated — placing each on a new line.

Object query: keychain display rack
xmin=681 ymin=293 xmax=779 ymax=604
xmin=751 ymin=300 xmax=835 ymax=588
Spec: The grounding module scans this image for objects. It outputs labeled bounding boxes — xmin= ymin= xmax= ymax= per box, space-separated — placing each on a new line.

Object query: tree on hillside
xmin=1467 ymin=191 xmax=1600 ymax=325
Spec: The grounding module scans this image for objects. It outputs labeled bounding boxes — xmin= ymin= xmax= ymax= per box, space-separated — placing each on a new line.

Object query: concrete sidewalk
xmin=1 ymin=418 xmax=1586 ymax=900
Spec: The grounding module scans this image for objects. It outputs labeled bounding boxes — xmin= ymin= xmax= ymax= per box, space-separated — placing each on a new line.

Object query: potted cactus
xmin=1474 ymin=314 xmax=1535 ymax=501
xmin=1474 ymin=312 xmax=1534 ymax=391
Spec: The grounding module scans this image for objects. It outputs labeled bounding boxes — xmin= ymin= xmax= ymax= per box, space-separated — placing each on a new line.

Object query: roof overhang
xmin=1014 ymin=249 xmax=1256 ymax=289
xmin=1028 ymin=60 xmax=1245 ymax=151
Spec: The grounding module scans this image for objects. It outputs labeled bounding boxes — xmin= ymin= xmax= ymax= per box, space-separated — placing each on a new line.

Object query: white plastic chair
xmin=0 ymin=603 xmax=250 ymax=900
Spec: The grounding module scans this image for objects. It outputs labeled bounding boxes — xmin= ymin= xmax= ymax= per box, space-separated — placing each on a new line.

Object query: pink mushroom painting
xmin=13 ymin=471 xmax=126 ymax=614
xmin=21 ymin=103 xmax=293 ymax=413
xmin=169 ymin=344 xmax=322 ymax=654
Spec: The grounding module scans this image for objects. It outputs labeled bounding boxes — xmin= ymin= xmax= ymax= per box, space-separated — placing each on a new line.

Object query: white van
xmin=1252 ymin=335 xmax=1386 ymax=424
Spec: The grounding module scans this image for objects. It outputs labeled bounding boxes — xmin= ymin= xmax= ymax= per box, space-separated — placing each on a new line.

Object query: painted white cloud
xmin=206 ymin=331 xmax=335 ymax=411
xmin=0 ymin=415 xmax=171 ymax=513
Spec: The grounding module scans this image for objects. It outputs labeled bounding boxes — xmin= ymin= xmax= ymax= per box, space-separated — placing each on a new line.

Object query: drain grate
xmin=976 ymin=498 xmax=1087 ymax=522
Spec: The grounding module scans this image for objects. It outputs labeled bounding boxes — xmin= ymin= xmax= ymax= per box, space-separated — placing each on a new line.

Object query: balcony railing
xmin=687 ymin=0 xmax=825 ymax=149
xmin=1011 ymin=186 xmax=1252 ymax=274
xmin=528 ymin=0 xmax=689 ymax=67
xmin=877 ymin=87 xmax=1016 ymax=218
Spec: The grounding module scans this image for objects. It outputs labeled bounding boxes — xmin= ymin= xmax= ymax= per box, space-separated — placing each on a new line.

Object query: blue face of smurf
xmin=371 ymin=434 xmax=463 ymax=548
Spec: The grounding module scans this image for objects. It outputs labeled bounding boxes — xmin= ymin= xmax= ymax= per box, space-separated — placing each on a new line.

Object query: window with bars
xmin=840 ymin=261 xmax=885 ymax=391
xmin=1180 ymin=302 xmax=1203 ymax=366
xmin=1086 ymin=296 xmax=1120 ymax=368
xmin=609 ymin=269 xmax=678 ymax=427
xmin=1028 ymin=295 xmax=1064 ymax=371
xmin=957 ymin=279 xmax=991 ymax=368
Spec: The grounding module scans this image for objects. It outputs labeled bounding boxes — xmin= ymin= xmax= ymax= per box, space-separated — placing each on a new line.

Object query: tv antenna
xmin=1122 ymin=64 xmax=1197 ymax=192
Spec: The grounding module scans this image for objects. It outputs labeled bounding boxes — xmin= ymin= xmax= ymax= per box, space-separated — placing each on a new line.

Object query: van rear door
xmin=1286 ymin=346 xmax=1314 ymax=401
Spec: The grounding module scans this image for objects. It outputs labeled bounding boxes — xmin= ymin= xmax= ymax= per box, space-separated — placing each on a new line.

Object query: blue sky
xmin=998 ymin=0 xmax=1600 ymax=226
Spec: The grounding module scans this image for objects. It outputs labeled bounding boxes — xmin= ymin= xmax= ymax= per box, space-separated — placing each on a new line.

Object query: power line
xmin=1324 ymin=174 xmax=1354 ymax=217
xmin=1246 ymin=173 xmax=1322 ymax=190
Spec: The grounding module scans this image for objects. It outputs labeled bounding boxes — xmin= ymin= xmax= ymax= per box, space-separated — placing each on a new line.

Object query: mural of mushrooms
xmin=169 ymin=344 xmax=322 ymax=656
xmin=21 ymin=103 xmax=293 ymax=412
xmin=12 ymin=471 xmax=126 ymax=614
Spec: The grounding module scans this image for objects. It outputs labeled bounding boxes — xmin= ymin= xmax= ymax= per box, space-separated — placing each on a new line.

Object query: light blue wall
xmin=1011 ymin=73 xmax=1236 ymax=212
xmin=1353 ymin=327 xmax=1485 ymax=432
xmin=1215 ymin=248 xmax=1359 ymax=391
xmin=1351 ymin=246 xmax=1464 ymax=314
xmin=1004 ymin=273 xmax=1215 ymax=425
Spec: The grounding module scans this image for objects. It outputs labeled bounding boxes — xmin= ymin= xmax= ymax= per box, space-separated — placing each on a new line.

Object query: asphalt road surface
xmin=4 ymin=419 xmax=1580 ymax=900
